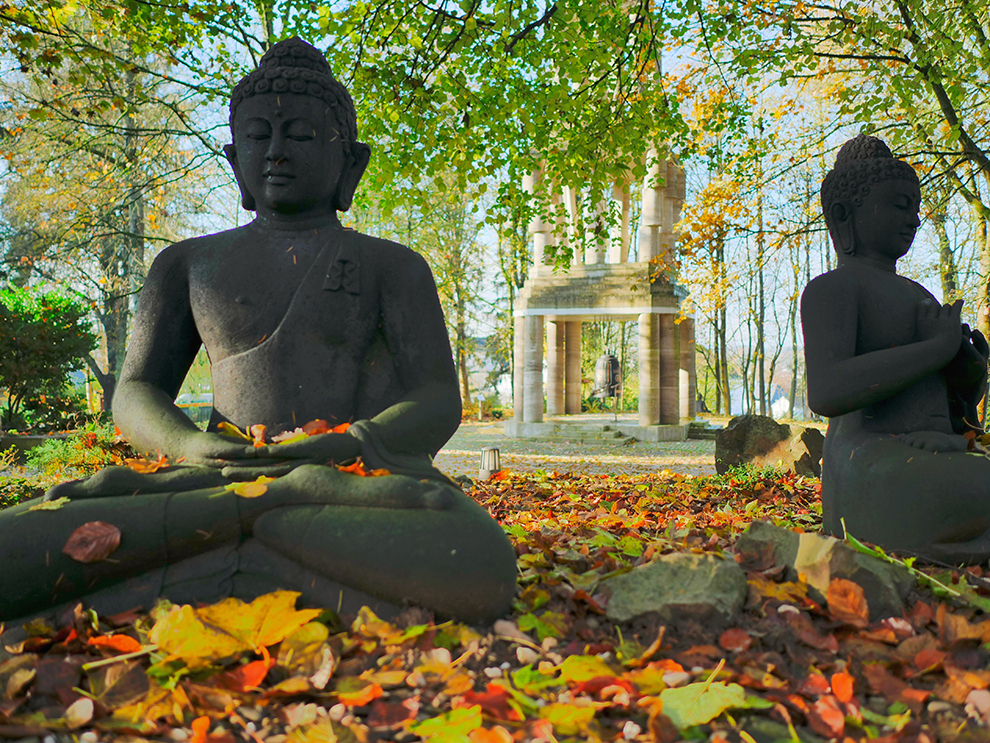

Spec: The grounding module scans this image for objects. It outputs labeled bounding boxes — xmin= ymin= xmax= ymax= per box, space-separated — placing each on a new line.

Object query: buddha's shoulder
xmin=349 ymin=230 xmax=431 ymax=271
xmin=150 ymin=226 xmax=252 ymax=269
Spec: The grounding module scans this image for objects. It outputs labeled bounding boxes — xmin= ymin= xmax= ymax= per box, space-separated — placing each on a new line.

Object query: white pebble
xmin=500 ymin=661 xmax=511 ymax=669
xmin=622 ymin=721 xmax=642 ymax=739
xmin=777 ymin=604 xmax=801 ymax=615
xmin=541 ymin=637 xmax=558 ymax=650
xmin=80 ymin=733 xmax=99 ymax=743
xmin=662 ymin=671 xmax=690 ymax=687
xmin=329 ymin=703 xmax=347 ymax=721
xmin=516 ymin=647 xmax=540 ymax=665
xmin=483 ymin=667 xmax=503 ymax=678
xmin=168 ymin=729 xmax=189 ymax=741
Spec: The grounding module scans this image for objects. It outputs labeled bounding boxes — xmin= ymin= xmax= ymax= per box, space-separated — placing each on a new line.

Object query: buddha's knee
xmin=274 ymin=465 xmax=457 ymax=510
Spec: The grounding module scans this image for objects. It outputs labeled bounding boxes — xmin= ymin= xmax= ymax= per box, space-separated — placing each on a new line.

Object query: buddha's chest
xmin=855 ymin=273 xmax=936 ymax=352
xmin=187 ymin=237 xmax=381 ymax=362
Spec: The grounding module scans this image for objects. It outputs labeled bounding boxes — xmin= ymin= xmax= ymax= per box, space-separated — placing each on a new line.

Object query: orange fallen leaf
xmin=338 ymin=459 xmax=369 ymax=476
xmin=220 ymin=657 xmax=274 ymax=692
xmin=337 ymin=681 xmax=384 ymax=706
xmin=826 ymin=578 xmax=869 ymax=628
xmin=249 ymin=424 xmax=267 ymax=448
xmin=125 ymin=454 xmax=168 ymax=473
xmin=191 ymin=715 xmax=211 ymax=743
xmin=807 ymin=694 xmax=844 ymax=738
xmin=63 ymin=521 xmax=121 ymax=563
xmin=864 ymin=662 xmax=929 ymax=713
xmin=469 ymin=725 xmax=514 ymax=743
xmin=831 ymin=671 xmax=854 ymax=703
xmin=88 ymin=634 xmax=143 ymax=654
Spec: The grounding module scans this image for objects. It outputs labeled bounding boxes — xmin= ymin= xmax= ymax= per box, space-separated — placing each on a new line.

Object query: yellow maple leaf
xmin=217 ymin=421 xmax=252 ymax=441
xmin=149 ymin=591 xmax=321 ymax=667
xmin=223 ymin=475 xmax=276 ymax=498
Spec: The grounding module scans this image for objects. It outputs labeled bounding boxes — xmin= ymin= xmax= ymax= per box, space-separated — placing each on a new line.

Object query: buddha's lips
xmin=264 ymin=171 xmax=294 ymax=181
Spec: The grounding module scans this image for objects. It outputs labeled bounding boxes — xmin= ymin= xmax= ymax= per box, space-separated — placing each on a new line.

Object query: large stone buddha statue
xmin=0 ymin=38 xmax=516 ymax=625
xmin=802 ymin=134 xmax=990 ymax=563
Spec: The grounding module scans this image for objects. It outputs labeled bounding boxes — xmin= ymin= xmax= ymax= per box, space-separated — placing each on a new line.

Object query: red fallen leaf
xmin=88 ymin=634 xmax=142 ymax=654
xmin=797 ymin=672 xmax=831 ymax=698
xmin=826 ymin=578 xmax=870 ymax=628
xmin=367 ymin=697 xmax=420 ymax=729
xmin=491 ymin=469 xmax=510 ymax=481
xmin=455 ymin=683 xmax=523 ymax=721
xmin=571 ymin=590 xmax=606 ymax=614
xmin=807 ymin=694 xmax=845 ymax=738
xmin=573 ymin=676 xmax=635 ymax=698
xmin=783 ymin=610 xmax=839 ymax=652
xmin=302 ymin=419 xmax=330 ymax=434
xmin=63 ymin=521 xmax=121 ymax=563
xmin=864 ymin=662 xmax=930 ymax=713
xmin=909 ymin=600 xmax=935 ymax=630
xmin=831 ymin=671 xmax=855 ymax=703
xmin=718 ymin=628 xmax=753 ymax=652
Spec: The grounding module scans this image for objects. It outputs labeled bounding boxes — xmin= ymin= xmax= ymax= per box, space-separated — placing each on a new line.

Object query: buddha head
xmin=821 ymin=134 xmax=921 ymax=265
xmin=224 ymin=37 xmax=371 ymax=217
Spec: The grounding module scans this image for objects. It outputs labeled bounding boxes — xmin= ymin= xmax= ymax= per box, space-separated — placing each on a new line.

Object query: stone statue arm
xmin=113 ymin=243 xmax=257 ymax=467
xmin=943 ymin=324 xmax=989 ymax=432
xmin=371 ymin=248 xmax=462 ymax=456
xmin=802 ymin=275 xmax=963 ymax=418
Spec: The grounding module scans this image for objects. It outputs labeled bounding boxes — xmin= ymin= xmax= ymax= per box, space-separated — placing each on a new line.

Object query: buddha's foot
xmin=895 ymin=431 xmax=969 ymax=453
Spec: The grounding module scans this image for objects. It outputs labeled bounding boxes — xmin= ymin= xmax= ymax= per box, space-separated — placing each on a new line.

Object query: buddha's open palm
xmin=222 ymin=434 xmax=362 ymax=481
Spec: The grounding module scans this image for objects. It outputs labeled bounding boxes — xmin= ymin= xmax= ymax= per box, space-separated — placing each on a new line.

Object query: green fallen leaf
xmin=557 ymin=654 xmax=616 ymax=683
xmin=409 ymin=706 xmax=482 ymax=742
xmin=27 ymin=497 xmax=70 ymax=511
xmin=660 ymin=681 xmax=749 ymax=729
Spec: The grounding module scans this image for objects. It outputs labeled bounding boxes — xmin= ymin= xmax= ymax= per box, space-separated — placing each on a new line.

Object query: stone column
xmin=679 ymin=317 xmax=696 ymax=419
xmin=546 ymin=320 xmax=565 ymax=416
xmin=524 ymin=169 xmax=547 ymax=278
xmin=638 ymin=312 xmax=659 ymax=426
xmin=513 ymin=315 xmax=526 ymax=421
xmin=565 ymin=321 xmax=583 ymax=414
xmin=637 ymin=157 xmax=666 ymax=262
xmin=659 ymin=313 xmax=681 ymax=424
xmin=523 ymin=315 xmax=544 ymax=423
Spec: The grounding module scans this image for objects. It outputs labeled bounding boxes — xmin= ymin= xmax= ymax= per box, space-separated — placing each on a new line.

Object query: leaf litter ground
xmin=3 ymin=468 xmax=990 ymax=742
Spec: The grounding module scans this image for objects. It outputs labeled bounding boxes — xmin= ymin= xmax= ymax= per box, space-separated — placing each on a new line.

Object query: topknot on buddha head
xmin=229 ymin=37 xmax=358 ymax=155
xmin=820 ymin=134 xmax=919 ymax=221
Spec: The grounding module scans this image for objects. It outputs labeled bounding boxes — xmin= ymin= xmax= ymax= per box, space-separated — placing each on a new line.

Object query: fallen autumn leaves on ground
xmin=3 ymin=467 xmax=990 ymax=742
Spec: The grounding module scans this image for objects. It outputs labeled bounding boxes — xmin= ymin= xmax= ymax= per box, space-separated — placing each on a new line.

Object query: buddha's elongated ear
xmin=335 ymin=141 xmax=371 ymax=212
xmin=223 ymin=144 xmax=257 ymax=211
xmin=827 ymin=202 xmax=856 ymax=256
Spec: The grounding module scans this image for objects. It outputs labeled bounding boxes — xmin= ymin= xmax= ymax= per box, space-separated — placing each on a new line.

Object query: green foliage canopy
xmin=0 ymin=287 xmax=97 ymax=423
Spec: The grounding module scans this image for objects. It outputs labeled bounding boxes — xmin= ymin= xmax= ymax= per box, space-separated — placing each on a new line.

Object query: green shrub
xmin=25 ymin=423 xmax=134 ymax=490
xmin=0 ymin=286 xmax=98 ymax=429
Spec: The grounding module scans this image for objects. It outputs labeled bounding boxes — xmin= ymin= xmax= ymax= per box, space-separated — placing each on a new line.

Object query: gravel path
xmin=433 ymin=420 xmax=716 ymax=479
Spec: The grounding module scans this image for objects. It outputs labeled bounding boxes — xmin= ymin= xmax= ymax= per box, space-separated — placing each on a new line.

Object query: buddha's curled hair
xmin=229 ymin=37 xmax=358 ymax=155
xmin=820 ymin=134 xmax=919 ymax=217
